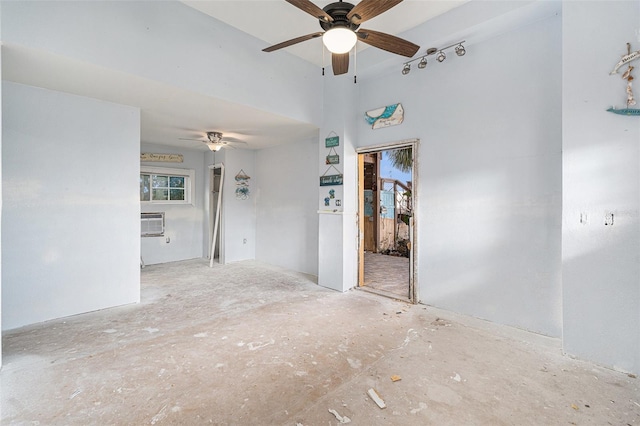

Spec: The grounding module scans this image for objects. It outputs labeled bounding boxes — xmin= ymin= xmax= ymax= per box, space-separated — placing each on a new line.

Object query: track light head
xmin=418 ymin=57 xmax=427 ymax=69
xmin=436 ymin=51 xmax=446 ymax=62
xmin=455 ymin=44 xmax=466 ymax=56
xmin=402 ymin=63 xmax=411 ymax=75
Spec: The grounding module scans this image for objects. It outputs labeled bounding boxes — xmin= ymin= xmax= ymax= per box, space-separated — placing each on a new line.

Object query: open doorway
xmin=208 ymin=164 xmax=225 ymax=266
xmin=358 ymin=142 xmax=417 ymax=302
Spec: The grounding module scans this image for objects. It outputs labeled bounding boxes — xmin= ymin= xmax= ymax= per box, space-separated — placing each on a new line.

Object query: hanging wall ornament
xmin=325 ymin=132 xmax=339 ymax=148
xmin=235 ymin=169 xmax=250 ymax=200
xmin=326 ymin=147 xmax=340 ymax=165
xmin=608 ymin=42 xmax=640 ymax=116
xmin=319 ymin=165 xmax=343 ymax=186
xmin=365 ymin=103 xmax=404 ymax=129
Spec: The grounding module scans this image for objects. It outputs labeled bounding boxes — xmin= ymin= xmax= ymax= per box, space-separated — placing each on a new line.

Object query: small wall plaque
xmin=326 ymin=154 xmax=340 ymax=165
xmin=320 ymin=174 xmax=343 ymax=186
xmin=325 ymin=136 xmax=340 ymax=147
xmin=140 ymin=153 xmax=184 ymax=163
xmin=365 ymin=103 xmax=404 ymax=129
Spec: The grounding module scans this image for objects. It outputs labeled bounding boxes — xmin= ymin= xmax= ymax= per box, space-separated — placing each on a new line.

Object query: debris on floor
xmin=390 ymin=375 xmax=402 ymax=382
xmin=150 ymin=405 xmax=168 ymax=425
xmin=5 ymin=259 xmax=640 ymax=425
xmin=367 ymin=388 xmax=387 ymax=409
xmin=431 ymin=317 xmax=451 ymax=327
xmin=328 ymin=408 xmax=351 ymax=423
xmin=451 ymin=373 xmax=462 ymax=382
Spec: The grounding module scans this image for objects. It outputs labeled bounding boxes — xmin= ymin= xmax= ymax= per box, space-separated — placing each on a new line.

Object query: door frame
xmin=356 ymin=139 xmax=419 ymax=303
xmin=208 ymin=163 xmax=225 ymax=266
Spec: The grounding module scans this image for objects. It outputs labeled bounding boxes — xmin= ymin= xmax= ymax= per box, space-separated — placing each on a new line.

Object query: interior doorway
xmin=209 ymin=164 xmax=225 ymax=266
xmin=357 ymin=142 xmax=417 ymax=302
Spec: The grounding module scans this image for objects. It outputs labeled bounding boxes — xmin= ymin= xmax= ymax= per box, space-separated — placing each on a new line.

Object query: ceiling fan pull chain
xmin=322 ymin=43 xmax=325 ymax=76
xmin=354 ymin=45 xmax=357 ymax=84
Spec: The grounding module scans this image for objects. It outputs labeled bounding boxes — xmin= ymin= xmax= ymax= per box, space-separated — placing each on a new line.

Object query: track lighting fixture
xmin=401 ymin=41 xmax=466 ymax=75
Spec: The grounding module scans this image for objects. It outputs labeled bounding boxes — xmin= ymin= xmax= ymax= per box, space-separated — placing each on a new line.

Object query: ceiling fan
xmin=179 ymin=132 xmax=248 ymax=151
xmin=262 ymin=0 xmax=420 ymax=75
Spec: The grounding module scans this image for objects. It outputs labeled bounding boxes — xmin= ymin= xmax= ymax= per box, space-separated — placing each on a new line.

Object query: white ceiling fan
xmin=180 ymin=131 xmax=248 ymax=151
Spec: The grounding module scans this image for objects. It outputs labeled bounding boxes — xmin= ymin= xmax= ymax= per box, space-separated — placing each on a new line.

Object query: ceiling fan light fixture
xmin=418 ymin=57 xmax=427 ymax=69
xmin=402 ymin=63 xmax=411 ymax=75
xmin=206 ymin=143 xmax=222 ymax=152
xmin=322 ymin=27 xmax=357 ymax=54
xmin=455 ymin=44 xmax=466 ymax=56
xmin=436 ymin=51 xmax=446 ymax=62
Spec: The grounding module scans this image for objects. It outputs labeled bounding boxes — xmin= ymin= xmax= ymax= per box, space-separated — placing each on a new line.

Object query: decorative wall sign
xmin=326 ymin=147 xmax=340 ymax=165
xmin=610 ymin=46 xmax=640 ymax=75
xmin=140 ymin=153 xmax=184 ymax=163
xmin=235 ymin=169 xmax=250 ymax=199
xmin=608 ymin=42 xmax=640 ymax=116
xmin=326 ymin=154 xmax=340 ymax=164
xmin=365 ymin=103 xmax=404 ymax=129
xmin=325 ymin=135 xmax=340 ymax=147
xmin=320 ymin=174 xmax=343 ymax=186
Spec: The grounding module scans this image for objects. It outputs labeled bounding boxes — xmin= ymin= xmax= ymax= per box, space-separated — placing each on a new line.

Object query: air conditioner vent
xmin=141 ymin=212 xmax=164 ymax=237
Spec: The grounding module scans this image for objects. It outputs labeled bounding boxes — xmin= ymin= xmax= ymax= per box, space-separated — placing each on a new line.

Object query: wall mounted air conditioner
xmin=141 ymin=212 xmax=164 ymax=237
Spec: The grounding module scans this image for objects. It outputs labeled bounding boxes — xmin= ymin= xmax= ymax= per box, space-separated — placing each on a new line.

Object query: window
xmin=140 ymin=166 xmax=195 ymax=205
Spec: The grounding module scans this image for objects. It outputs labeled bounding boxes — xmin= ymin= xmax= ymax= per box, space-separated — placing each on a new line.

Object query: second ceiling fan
xmin=263 ymin=0 xmax=420 ymax=75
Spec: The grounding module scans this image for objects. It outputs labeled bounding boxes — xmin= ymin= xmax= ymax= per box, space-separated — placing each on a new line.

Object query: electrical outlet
xmin=605 ymin=212 xmax=614 ymax=226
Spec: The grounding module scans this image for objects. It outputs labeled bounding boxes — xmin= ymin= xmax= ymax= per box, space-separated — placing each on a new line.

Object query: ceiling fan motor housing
xmin=207 ymin=131 xmax=223 ymax=143
xmin=320 ymin=2 xmax=360 ymax=31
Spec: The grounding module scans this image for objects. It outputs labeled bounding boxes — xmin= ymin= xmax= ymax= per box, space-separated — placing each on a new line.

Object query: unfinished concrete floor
xmin=2 ymin=259 xmax=639 ymax=425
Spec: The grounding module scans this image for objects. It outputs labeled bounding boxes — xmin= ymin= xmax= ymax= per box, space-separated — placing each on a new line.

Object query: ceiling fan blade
xmin=179 ymin=137 xmax=205 ymax=142
xmin=262 ymin=32 xmax=323 ymax=52
xmin=332 ymin=52 xmax=349 ymax=75
xmin=347 ymin=0 xmax=403 ymax=25
xmin=285 ymin=0 xmax=333 ymax=23
xmin=357 ymin=28 xmax=419 ymax=58
xmin=223 ymin=139 xmax=248 ymax=145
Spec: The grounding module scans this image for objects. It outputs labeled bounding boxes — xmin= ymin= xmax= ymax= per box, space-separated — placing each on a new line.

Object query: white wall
xmin=140 ymin=143 xmax=206 ymax=265
xmin=2 ymin=82 xmax=140 ymax=330
xmin=1 ymin=0 xmax=322 ymax=127
xmin=222 ymin=149 xmax=256 ymax=263
xmin=562 ymin=1 xmax=640 ymax=373
xmin=0 ymin=37 xmax=4 ymax=359
xmin=255 ymin=136 xmax=319 ymax=276
xmin=356 ymin=9 xmax=563 ymax=337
